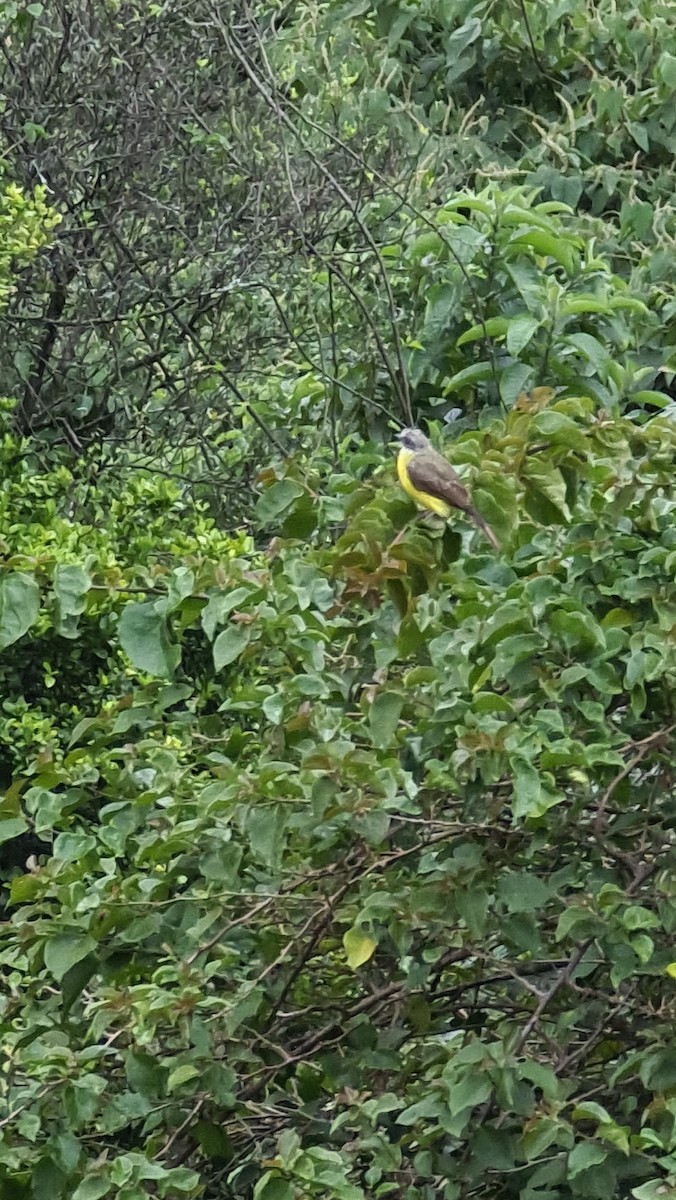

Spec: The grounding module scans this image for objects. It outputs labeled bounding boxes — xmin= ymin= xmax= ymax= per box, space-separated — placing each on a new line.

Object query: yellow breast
xmin=397 ymin=448 xmax=451 ymax=518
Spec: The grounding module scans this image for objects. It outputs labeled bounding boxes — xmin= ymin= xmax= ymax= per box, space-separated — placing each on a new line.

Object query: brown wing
xmin=407 ymin=447 xmax=472 ymax=512
xmin=409 ymin=447 xmax=499 ymax=549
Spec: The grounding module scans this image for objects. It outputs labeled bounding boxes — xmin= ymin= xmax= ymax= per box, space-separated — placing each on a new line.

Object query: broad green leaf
xmin=167 ymin=1064 xmax=201 ymax=1092
xmin=508 ymin=228 xmax=578 ymax=273
xmin=658 ymin=50 xmax=676 ymax=88
xmin=441 ymin=1068 xmax=492 ymax=1112
xmin=500 ymin=362 xmax=533 ymax=408
xmin=506 ymin=314 xmax=540 ymax=356
xmin=567 ymin=1141 xmax=608 ymax=1178
xmin=497 ymin=871 xmax=550 ymax=913
xmin=125 ymin=1051 xmax=166 ymax=1097
xmin=246 ymin=804 xmax=286 ymax=868
xmin=45 ymin=932 xmax=97 ymax=982
xmin=9 ymin=874 xmax=42 ymax=904
xmin=398 ymin=1095 xmax=446 ymax=1126
xmin=368 ymin=690 xmax=403 ymax=748
xmin=521 ymin=1117 xmax=568 ymax=1161
xmin=255 ymin=479 xmax=304 ymax=524
xmin=631 ymin=390 xmax=673 ymax=409
xmin=0 ymin=816 xmax=28 ymax=844
xmin=343 ymin=927 xmax=377 ymax=970
xmin=54 ymin=563 xmax=90 ymax=637
xmin=475 ymin=472 xmax=518 ymax=540
xmin=442 ymin=361 xmax=494 ymax=394
xmin=639 ymin=1048 xmax=676 ymax=1091
xmin=510 ymin=757 xmax=542 ymax=820
xmin=409 ymin=231 xmax=445 ymax=261
xmin=622 ymin=905 xmax=658 ymax=932
xmin=565 ymin=331 xmax=612 ymax=374
xmin=550 ymin=608 xmax=605 ymax=652
xmin=572 ymin=1102 xmax=613 ymax=1123
xmin=201 ymin=587 xmax=257 ymax=639
xmin=53 ymin=832 xmax=96 ymax=862
xmin=194 ymin=1120 xmax=234 ymax=1161
xmin=522 ymin=459 xmax=570 ymax=519
xmin=213 ymin=624 xmax=251 ymax=670
xmin=457 ymin=316 xmax=509 ymax=347
xmin=71 ymin=1178 xmax=111 ymax=1200
xmin=632 ymin=1182 xmax=676 ymax=1200
xmin=118 ymin=601 xmax=180 ymax=677
xmin=560 ymin=295 xmax=612 ymax=316
xmin=253 ymin=1176 xmax=295 ymax=1200
xmin=0 ymin=572 xmax=39 ymax=650
xmin=529 ymin=409 xmax=589 ymax=452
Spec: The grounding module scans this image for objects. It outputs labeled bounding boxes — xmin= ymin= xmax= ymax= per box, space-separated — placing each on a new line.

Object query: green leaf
xmin=508 ymin=228 xmax=577 ymax=273
xmin=457 ymin=316 xmax=509 ymax=347
xmin=626 ymin=121 xmax=649 ymax=152
xmin=398 ymin=1095 xmax=445 ymax=1126
xmin=71 ymin=1178 xmax=111 ymax=1200
xmin=246 ymin=804 xmax=286 ymax=868
xmin=53 ymin=832 xmax=96 ymax=862
xmin=529 ymin=409 xmax=589 ymax=452
xmin=125 ymin=1051 xmax=166 ymax=1097
xmin=471 ymin=470 xmax=518 ymax=538
xmin=639 ymin=1048 xmax=676 ymax=1091
xmin=442 ymin=1068 xmax=492 ymax=1112
xmin=497 ymin=871 xmax=550 ymax=913
xmin=510 ymin=757 xmax=543 ymax=820
xmin=255 ymin=479 xmax=305 ymax=524
xmin=565 ymin=331 xmax=612 ymax=374
xmin=194 ymin=1120 xmax=234 ymax=1161
xmin=622 ymin=905 xmax=659 ymax=932
xmin=167 ymin=1064 xmax=201 ymax=1092
xmin=522 ymin=1116 xmax=568 ymax=1160
xmin=9 ymin=873 xmax=42 ymax=904
xmin=54 ymin=563 xmax=90 ymax=637
xmin=343 ymin=927 xmax=377 ymax=970
xmin=442 ymin=361 xmax=494 ymax=394
xmin=61 ymin=955 xmax=98 ymax=1015
xmin=506 ymin=314 xmax=540 ymax=356
xmin=560 ymin=294 xmax=612 ymax=316
xmin=500 ymin=362 xmax=533 ymax=408
xmin=631 ymin=390 xmax=673 ymax=410
xmin=201 ymin=586 xmax=257 ymax=639
xmin=253 ymin=1175 xmax=295 ymax=1200
xmin=32 ymin=1159 xmax=66 ymax=1200
xmin=631 ymin=1183 xmax=676 ymax=1200
xmin=0 ymin=816 xmax=29 ymax=844
xmin=368 ymin=691 xmax=403 ymax=748
xmin=567 ymin=1141 xmax=608 ymax=1178
xmin=118 ymin=601 xmax=180 ymax=677
xmin=522 ymin=459 xmax=570 ymax=519
xmin=658 ymin=50 xmax=676 ymax=88
xmin=44 ymin=932 xmax=97 ymax=982
xmin=0 ymin=572 xmax=39 ymax=650
xmin=550 ymin=608 xmax=605 ymax=652
xmin=213 ymin=624 xmax=251 ymax=670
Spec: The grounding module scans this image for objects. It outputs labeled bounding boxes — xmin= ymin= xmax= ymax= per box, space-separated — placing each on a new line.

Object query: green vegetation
xmin=1 ymin=3 xmax=676 ymax=1199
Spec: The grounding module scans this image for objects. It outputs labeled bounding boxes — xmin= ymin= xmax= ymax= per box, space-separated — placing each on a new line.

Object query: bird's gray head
xmin=397 ymin=427 xmax=430 ymax=451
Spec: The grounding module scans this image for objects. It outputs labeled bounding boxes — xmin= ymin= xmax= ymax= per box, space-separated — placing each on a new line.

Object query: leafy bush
xmin=3 ymin=360 xmax=676 ymax=1198
xmin=3 ymin=2 xmax=676 ymax=1198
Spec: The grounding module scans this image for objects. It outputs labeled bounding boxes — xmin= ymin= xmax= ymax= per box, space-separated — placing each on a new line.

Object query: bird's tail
xmin=467 ymin=506 xmax=499 ymax=550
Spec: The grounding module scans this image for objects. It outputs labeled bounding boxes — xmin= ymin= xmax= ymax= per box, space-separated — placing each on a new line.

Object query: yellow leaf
xmin=343 ymin=927 xmax=376 ymax=970
xmin=665 ymin=963 xmax=676 ymax=979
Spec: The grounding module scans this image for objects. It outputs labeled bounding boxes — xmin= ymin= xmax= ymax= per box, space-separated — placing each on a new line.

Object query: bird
xmin=395 ymin=427 xmax=499 ymax=549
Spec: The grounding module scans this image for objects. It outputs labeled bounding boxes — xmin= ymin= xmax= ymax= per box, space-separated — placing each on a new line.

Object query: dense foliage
xmin=1 ymin=3 xmax=676 ymax=1200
